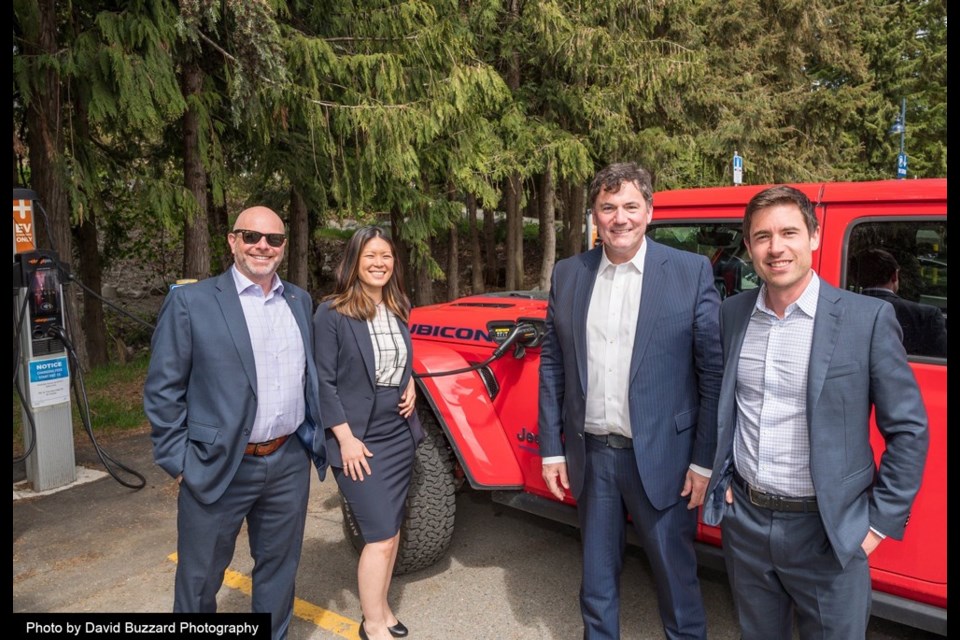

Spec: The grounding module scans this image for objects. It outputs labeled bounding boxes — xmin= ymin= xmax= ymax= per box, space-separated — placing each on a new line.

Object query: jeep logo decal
xmin=517 ymin=427 xmax=540 ymax=446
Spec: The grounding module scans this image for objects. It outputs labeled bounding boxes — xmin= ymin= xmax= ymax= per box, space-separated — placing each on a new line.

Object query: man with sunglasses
xmin=145 ymin=206 xmax=327 ymax=640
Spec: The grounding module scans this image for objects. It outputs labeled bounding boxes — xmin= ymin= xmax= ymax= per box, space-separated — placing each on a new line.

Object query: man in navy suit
xmin=538 ymin=162 xmax=723 ymax=640
xmin=853 ymin=247 xmax=946 ymax=357
xmin=703 ymin=186 xmax=928 ymax=639
xmin=144 ymin=206 xmax=327 ymax=640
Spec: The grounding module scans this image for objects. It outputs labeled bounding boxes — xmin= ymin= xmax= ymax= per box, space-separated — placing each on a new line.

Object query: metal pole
xmin=900 ymin=97 xmax=906 ymax=158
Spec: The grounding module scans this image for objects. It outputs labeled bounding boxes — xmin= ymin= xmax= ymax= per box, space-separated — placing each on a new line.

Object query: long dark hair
xmin=327 ymin=226 xmax=410 ymax=323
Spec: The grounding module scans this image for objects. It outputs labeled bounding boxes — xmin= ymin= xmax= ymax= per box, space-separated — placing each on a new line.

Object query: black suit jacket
xmin=862 ymin=288 xmax=946 ymax=357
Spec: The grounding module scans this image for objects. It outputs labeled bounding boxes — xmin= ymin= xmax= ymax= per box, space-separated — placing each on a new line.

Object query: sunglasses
xmin=232 ymin=229 xmax=286 ymax=247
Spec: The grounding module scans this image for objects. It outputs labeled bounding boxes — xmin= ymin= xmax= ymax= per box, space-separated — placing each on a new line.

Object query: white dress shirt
xmin=583 ymin=244 xmax=646 ymax=438
xmin=232 ymin=266 xmax=306 ymax=443
xmin=368 ymin=303 xmax=407 ymax=387
xmin=733 ymin=273 xmax=819 ymax=497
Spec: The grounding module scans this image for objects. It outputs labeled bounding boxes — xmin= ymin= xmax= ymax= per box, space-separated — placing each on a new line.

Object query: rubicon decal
xmin=410 ymin=324 xmax=494 ymax=343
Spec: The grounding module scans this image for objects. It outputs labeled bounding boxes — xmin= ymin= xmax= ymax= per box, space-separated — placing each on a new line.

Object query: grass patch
xmin=13 ymin=353 xmax=150 ymax=452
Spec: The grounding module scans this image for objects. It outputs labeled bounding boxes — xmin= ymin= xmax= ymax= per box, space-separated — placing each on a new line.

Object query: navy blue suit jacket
xmin=144 ymin=270 xmax=328 ymax=504
xmin=537 ymin=240 xmax=723 ymax=510
xmin=862 ymin=288 xmax=946 ymax=358
xmin=313 ymin=300 xmax=424 ymax=468
xmin=703 ymin=280 xmax=929 ymax=567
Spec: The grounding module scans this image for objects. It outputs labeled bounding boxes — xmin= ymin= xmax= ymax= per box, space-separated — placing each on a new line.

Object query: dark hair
xmin=743 ymin=185 xmax=818 ymax=238
xmin=328 ymin=226 xmax=410 ymax=323
xmin=588 ymin=162 xmax=654 ymax=210
xmin=853 ymin=248 xmax=899 ymax=289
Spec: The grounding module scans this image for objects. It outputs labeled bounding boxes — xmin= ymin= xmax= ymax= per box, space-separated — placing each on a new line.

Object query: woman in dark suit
xmin=313 ymin=226 xmax=423 ymax=640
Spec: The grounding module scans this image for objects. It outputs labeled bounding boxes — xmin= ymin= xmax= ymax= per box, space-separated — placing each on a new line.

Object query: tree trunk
xmin=413 ymin=242 xmax=434 ymax=307
xmin=208 ymin=182 xmax=231 ymax=272
xmin=467 ymin=193 xmax=484 ymax=294
xmin=391 ymin=206 xmax=411 ymax=295
xmin=23 ymin=0 xmax=88 ymax=368
xmin=538 ymin=158 xmax=556 ymax=292
xmin=13 ymin=117 xmax=24 ymax=186
xmin=503 ymin=1 xmax=523 ymax=291
xmin=483 ymin=201 xmax=497 ymax=287
xmin=70 ymin=61 xmax=108 ymax=367
xmin=74 ymin=215 xmax=108 ymax=366
xmin=505 ymin=173 xmax=522 ymax=289
xmin=447 ymin=221 xmax=459 ymax=301
xmin=564 ymin=178 xmax=586 ymax=257
xmin=287 ymin=185 xmax=309 ymax=289
xmin=180 ymin=59 xmax=211 ymax=280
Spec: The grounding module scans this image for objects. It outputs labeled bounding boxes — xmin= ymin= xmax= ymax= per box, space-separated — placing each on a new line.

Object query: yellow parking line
xmin=168 ymin=553 xmax=361 ymax=639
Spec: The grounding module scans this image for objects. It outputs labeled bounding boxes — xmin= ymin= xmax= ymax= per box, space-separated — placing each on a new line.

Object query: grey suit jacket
xmin=537 ymin=240 xmax=724 ymax=510
xmin=144 ymin=270 xmax=328 ymax=504
xmin=313 ymin=299 xmax=424 ymax=468
xmin=703 ymin=278 xmax=929 ymax=567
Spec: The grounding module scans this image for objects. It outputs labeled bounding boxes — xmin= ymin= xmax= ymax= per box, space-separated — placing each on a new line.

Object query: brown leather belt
xmin=244 ymin=434 xmax=290 ymax=457
xmin=733 ymin=470 xmax=818 ymax=513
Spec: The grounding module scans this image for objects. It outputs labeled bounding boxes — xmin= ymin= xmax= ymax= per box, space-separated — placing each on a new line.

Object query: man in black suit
xmin=853 ymin=248 xmax=946 ymax=357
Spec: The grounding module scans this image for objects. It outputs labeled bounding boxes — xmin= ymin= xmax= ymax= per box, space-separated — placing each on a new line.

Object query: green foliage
xmin=12 ymin=0 xmax=946 ymax=305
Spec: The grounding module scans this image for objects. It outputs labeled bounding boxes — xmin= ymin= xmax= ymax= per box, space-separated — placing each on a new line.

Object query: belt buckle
xmin=748 ymin=486 xmax=774 ymax=510
xmin=607 ymin=433 xmax=632 ymax=449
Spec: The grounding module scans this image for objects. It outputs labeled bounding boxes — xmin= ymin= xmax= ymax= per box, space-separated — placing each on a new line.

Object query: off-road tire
xmin=339 ymin=403 xmax=458 ymax=575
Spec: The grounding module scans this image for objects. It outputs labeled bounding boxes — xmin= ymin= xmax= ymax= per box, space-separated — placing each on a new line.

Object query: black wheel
xmin=339 ymin=402 xmax=458 ymax=575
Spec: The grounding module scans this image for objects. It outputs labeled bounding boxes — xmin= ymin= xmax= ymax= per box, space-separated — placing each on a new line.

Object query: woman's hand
xmin=332 ymin=424 xmax=373 ymax=481
xmin=399 ymin=378 xmax=417 ymax=418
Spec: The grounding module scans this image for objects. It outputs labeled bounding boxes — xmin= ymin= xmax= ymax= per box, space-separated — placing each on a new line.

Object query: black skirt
xmin=334 ymin=385 xmax=416 ymax=542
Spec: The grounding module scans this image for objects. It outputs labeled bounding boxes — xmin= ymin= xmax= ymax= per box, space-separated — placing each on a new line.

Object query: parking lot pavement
xmin=14 ymin=428 xmax=940 ymax=640
xmin=10 ymin=425 xmax=666 ymax=640
xmin=14 ymin=427 xmax=352 ymax=637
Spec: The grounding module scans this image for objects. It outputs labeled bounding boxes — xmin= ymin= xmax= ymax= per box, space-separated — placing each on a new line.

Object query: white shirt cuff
xmin=688 ymin=463 xmax=712 ymax=478
xmin=542 ymin=456 xmax=566 ymax=465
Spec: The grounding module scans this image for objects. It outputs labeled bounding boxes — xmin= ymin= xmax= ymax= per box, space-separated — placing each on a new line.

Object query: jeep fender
xmin=412 ymin=341 xmax=523 ymax=489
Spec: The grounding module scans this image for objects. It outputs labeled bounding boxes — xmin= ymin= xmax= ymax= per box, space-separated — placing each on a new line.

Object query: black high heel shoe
xmin=360 ymin=617 xmax=408 ymax=639
xmin=387 ymin=621 xmax=409 ymax=638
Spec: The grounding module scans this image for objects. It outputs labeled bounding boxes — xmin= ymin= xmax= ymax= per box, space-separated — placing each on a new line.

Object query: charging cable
xmin=413 ymin=322 xmax=542 ymax=379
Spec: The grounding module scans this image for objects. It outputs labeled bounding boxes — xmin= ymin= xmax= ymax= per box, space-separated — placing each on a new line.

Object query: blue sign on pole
xmin=897 ymin=153 xmax=908 ymax=179
xmin=732 ymin=152 xmax=743 ymax=185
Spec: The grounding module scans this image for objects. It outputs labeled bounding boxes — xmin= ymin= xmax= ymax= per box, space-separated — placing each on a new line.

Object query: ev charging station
xmin=13 ymin=188 xmax=77 ymax=491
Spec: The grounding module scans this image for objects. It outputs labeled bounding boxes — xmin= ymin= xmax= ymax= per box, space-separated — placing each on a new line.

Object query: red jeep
xmin=339 ymin=179 xmax=946 ymax=635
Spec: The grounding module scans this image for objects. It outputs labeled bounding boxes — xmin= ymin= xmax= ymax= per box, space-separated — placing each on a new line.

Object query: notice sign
xmin=28 ymin=356 xmax=70 ymax=408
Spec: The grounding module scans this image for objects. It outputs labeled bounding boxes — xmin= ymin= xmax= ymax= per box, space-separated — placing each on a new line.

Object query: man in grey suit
xmin=144 ymin=206 xmax=327 ymax=640
xmin=702 ymin=186 xmax=928 ymax=639
xmin=538 ymin=162 xmax=723 ymax=639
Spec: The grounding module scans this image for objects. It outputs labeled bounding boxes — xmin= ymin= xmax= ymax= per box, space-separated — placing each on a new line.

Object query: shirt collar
xmin=231 ymin=264 xmax=283 ymax=297
xmin=599 ymin=239 xmax=647 ymax=274
xmin=755 ymin=271 xmax=820 ymax=318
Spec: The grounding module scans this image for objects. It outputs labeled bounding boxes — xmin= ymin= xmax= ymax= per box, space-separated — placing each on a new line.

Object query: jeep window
xmin=845 ymin=220 xmax=947 ymax=359
xmin=647 ymin=223 xmax=758 ymax=299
